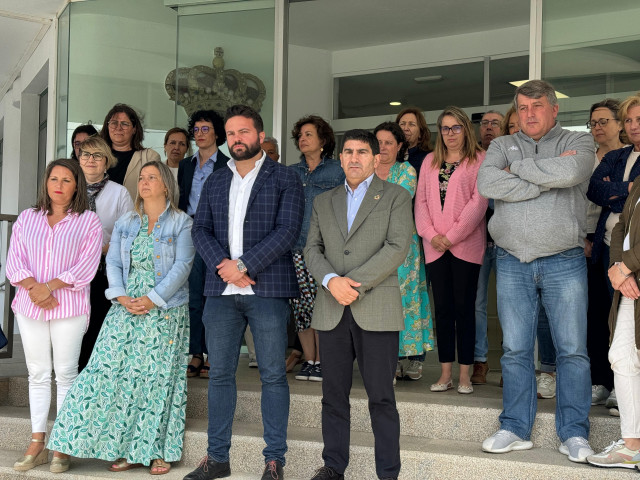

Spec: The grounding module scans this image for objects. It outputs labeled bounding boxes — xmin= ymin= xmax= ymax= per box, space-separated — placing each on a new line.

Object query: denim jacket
xmin=290 ymin=155 xmax=345 ymax=252
xmin=105 ymin=205 xmax=195 ymax=309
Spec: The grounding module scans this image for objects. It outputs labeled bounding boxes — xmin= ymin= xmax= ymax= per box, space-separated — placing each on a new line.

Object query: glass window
xmin=542 ymin=0 xmax=640 ymax=128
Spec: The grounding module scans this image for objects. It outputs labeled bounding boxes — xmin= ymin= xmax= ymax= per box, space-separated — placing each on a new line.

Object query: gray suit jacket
xmin=304 ymin=175 xmax=413 ymax=332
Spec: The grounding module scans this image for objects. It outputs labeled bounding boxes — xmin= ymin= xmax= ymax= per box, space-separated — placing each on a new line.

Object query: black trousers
xmin=587 ymin=258 xmax=614 ymax=390
xmin=78 ymin=265 xmax=110 ymax=371
xmin=318 ymin=306 xmax=400 ymax=479
xmin=429 ymin=251 xmax=481 ymax=365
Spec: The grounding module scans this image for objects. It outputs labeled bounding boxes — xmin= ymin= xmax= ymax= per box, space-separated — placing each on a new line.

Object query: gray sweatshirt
xmin=477 ymin=122 xmax=595 ymax=263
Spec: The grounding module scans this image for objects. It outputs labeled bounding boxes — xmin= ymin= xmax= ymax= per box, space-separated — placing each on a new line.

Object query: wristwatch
xmin=237 ymin=259 xmax=248 ymax=274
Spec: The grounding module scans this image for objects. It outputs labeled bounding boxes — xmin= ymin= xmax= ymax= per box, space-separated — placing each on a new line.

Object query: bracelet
xmin=615 ymin=262 xmax=631 ymax=279
xmin=45 ymin=282 xmax=53 ymax=294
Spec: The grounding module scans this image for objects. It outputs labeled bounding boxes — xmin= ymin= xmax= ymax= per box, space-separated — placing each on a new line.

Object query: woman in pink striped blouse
xmin=6 ymin=158 xmax=102 ymax=473
xmin=415 ymin=106 xmax=488 ymax=395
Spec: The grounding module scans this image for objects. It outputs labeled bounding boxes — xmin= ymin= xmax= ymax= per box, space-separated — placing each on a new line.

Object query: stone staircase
xmin=0 ymin=363 xmax=635 ymax=479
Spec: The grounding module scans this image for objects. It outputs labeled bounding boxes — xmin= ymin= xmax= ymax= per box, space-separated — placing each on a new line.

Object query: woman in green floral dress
xmin=374 ymin=122 xmax=434 ymax=382
xmin=48 ymin=161 xmax=195 ymax=475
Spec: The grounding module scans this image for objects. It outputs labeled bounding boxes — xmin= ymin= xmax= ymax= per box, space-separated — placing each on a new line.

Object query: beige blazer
xmin=304 ymin=175 xmax=413 ymax=332
xmin=122 ymin=148 xmax=161 ymax=200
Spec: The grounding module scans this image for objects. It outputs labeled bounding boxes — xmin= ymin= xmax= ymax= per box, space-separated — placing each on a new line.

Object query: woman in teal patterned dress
xmin=375 ymin=122 xmax=434 ymax=382
xmin=48 ymin=161 xmax=195 ymax=475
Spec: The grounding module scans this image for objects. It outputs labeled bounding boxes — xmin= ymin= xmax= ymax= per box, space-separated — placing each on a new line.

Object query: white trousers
xmin=609 ymin=297 xmax=640 ymax=438
xmin=15 ymin=313 xmax=87 ymax=433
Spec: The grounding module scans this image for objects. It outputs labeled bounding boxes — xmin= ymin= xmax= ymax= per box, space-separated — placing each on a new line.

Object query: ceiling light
xmin=509 ymin=80 xmax=569 ymax=98
xmin=414 ymin=75 xmax=443 ymax=83
xmin=389 ymin=101 xmax=402 ymax=106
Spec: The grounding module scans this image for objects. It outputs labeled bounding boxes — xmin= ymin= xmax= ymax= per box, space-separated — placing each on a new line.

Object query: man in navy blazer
xmin=185 ymin=105 xmax=304 ymax=480
xmin=177 ymin=110 xmax=229 ymax=378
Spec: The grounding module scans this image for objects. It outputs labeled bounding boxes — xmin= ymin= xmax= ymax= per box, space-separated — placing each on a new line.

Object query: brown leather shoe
xmin=471 ymin=361 xmax=489 ymax=384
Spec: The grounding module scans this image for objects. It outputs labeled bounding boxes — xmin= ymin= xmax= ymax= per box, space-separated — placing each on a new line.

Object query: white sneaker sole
xmin=482 ymin=440 xmax=533 ymax=453
xmin=558 ymin=445 xmax=591 ymax=463
xmin=588 ymin=459 xmax=638 ymax=469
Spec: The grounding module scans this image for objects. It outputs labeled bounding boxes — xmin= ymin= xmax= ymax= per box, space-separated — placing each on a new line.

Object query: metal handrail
xmin=0 ymin=213 xmax=18 ymax=359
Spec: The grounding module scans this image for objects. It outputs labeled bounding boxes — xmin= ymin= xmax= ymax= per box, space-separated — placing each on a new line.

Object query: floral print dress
xmin=387 ymin=162 xmax=434 ymax=356
xmin=48 ymin=216 xmax=189 ymax=466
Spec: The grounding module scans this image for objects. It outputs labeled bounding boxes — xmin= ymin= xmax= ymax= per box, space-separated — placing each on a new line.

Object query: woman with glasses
xmin=396 ymin=107 xmax=432 ymax=178
xmin=415 ymin=106 xmax=488 ymax=394
xmin=100 ymin=103 xmax=161 ymax=199
xmin=70 ymin=124 xmax=98 ymax=161
xmin=76 ymin=136 xmax=134 ymax=370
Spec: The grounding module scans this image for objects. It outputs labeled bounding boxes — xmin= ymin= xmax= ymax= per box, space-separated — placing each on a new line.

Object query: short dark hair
xmin=164 ymin=127 xmax=193 ymax=157
xmin=71 ymin=124 xmax=98 ymax=160
xmin=100 ymin=103 xmax=146 ymax=151
xmin=224 ymin=105 xmax=264 ymax=133
xmin=373 ymin=122 xmax=407 ymax=162
xmin=187 ymin=110 xmax=226 ymax=146
xmin=291 ymin=115 xmax=336 ymax=158
xmin=342 ymin=129 xmax=379 ymax=156
xmin=34 ymin=158 xmax=88 ymax=215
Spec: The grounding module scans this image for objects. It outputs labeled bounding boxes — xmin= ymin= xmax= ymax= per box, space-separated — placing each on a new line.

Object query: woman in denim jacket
xmin=48 ymin=161 xmax=195 ymax=476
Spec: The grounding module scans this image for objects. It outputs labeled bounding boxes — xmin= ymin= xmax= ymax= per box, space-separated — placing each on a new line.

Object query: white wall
xmin=284 ymin=44 xmax=332 ymax=165
xmin=0 ymin=24 xmax=56 ymax=215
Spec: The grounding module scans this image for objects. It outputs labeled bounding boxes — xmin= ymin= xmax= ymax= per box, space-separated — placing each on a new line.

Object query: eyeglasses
xmin=480 ymin=120 xmax=501 ymax=128
xmin=587 ymin=118 xmax=614 ymax=129
xmin=79 ymin=151 xmax=105 ymax=161
xmin=441 ymin=125 xmax=463 ymax=135
xmin=108 ymin=120 xmax=132 ymax=129
xmin=193 ymin=126 xmax=211 ymax=134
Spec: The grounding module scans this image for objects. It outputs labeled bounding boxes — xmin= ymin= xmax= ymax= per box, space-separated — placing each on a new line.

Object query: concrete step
xmin=1 ymin=376 xmax=622 ymax=453
xmin=0 ymin=412 xmax=635 ymax=480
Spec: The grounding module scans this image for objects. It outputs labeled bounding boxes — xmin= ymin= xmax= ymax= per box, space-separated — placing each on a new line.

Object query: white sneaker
xmin=537 ymin=372 xmax=556 ymax=399
xmin=395 ymin=361 xmax=403 ymax=379
xmin=559 ymin=436 xmax=594 ymax=463
xmin=405 ymin=360 xmax=423 ymax=380
xmin=591 ymin=385 xmax=610 ymax=405
xmin=482 ymin=429 xmax=533 ymax=453
xmin=605 ymin=389 xmax=618 ymax=408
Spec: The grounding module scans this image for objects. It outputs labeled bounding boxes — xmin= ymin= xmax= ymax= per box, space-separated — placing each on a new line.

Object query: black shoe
xmin=261 ymin=460 xmax=284 ymax=479
xmin=183 ymin=456 xmax=231 ymax=480
xmin=310 ymin=466 xmax=344 ymax=480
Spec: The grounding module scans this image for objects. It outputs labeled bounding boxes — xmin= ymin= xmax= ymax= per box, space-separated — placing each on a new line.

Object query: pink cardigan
xmin=415 ymin=152 xmax=488 ymax=265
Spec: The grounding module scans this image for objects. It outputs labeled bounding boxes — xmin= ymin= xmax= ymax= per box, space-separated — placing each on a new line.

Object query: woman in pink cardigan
xmin=415 ymin=106 xmax=488 ymax=394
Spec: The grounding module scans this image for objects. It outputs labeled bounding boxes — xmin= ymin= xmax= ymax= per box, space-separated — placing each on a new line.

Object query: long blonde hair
xmin=431 ymin=106 xmax=482 ymax=169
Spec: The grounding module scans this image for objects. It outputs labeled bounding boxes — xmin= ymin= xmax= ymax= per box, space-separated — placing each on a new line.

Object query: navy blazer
xmin=177 ymin=150 xmax=230 ymax=213
xmin=192 ymin=158 xmax=304 ymax=297
xmin=587 ymin=145 xmax=640 ymax=262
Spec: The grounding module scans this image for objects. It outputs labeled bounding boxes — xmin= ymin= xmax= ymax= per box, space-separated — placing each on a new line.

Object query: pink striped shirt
xmin=5 ymin=208 xmax=103 ymax=321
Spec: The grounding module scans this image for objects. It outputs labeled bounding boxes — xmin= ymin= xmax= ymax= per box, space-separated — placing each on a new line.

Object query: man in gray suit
xmin=304 ymin=129 xmax=413 ymax=480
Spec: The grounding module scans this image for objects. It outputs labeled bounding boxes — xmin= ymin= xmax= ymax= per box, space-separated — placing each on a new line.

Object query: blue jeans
xmin=496 ymin=247 xmax=590 ymax=441
xmin=537 ymin=308 xmax=556 ymax=373
xmin=203 ymin=295 xmax=290 ymax=465
xmin=474 ymin=244 xmax=497 ymax=362
xmin=188 ymin=252 xmax=207 ymax=355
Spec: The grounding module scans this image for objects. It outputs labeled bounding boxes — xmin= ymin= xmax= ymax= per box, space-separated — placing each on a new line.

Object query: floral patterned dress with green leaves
xmin=387 ymin=161 xmax=434 ymax=356
xmin=48 ymin=216 xmax=189 ymax=466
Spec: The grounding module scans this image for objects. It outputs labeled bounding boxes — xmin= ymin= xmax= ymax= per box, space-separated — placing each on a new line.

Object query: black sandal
xmin=187 ymin=354 xmax=204 ymax=378
xmin=199 ymin=362 xmax=210 ymax=379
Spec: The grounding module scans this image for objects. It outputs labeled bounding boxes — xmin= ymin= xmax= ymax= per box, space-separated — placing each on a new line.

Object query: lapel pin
xmin=374 ymin=195 xmax=380 ymax=200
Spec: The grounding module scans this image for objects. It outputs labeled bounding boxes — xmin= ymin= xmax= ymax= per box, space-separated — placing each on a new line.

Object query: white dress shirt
xmin=223 ymin=153 xmax=266 ymax=295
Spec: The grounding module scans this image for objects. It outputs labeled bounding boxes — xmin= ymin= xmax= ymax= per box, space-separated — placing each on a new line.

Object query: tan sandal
xmin=150 ymin=459 xmax=171 ymax=475
xmin=286 ymin=350 xmax=302 ymax=373
xmin=108 ymin=458 xmax=143 ymax=472
xmin=14 ymin=437 xmax=49 ymax=472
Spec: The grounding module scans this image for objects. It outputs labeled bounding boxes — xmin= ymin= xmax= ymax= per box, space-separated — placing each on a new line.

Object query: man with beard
xmin=185 ymin=105 xmax=304 ymax=480
xmin=479 ymin=110 xmax=504 ymax=150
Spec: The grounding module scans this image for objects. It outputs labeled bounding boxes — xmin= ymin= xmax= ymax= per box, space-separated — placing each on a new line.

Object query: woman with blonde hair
xmin=415 ymin=106 xmax=488 ymax=394
xmin=48 ymin=161 xmax=195 ymax=475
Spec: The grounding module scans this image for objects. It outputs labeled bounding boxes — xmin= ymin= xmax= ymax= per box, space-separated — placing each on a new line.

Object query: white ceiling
xmin=0 ymin=0 xmax=67 ymax=96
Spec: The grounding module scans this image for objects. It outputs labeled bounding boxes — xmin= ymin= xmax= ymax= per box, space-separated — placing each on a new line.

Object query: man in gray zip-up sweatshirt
xmin=477 ymin=80 xmax=596 ymax=463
